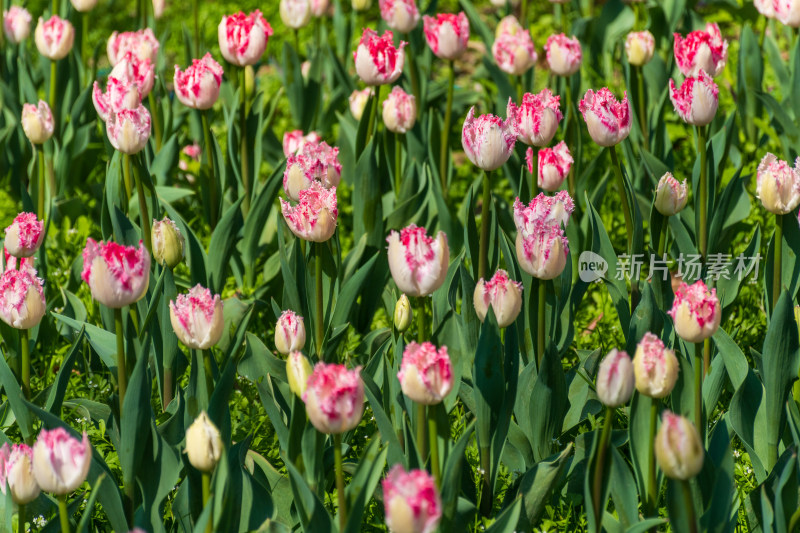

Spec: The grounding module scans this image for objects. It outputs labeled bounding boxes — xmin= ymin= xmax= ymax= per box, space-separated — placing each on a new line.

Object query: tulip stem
xmin=193 ymin=0 xmax=200 ymax=57
xmin=37 ymin=146 xmax=46 ymax=220
xmin=439 ymin=61 xmax=455 ymax=196
xmin=404 ymin=33 xmax=421 ymax=120
xmin=530 ymin=149 xmax=538 ymax=197
xmin=122 ymin=151 xmax=133 ymax=206
xmin=657 ymin=216 xmax=668 ymax=259
xmin=428 ymin=411 xmax=440 ymax=487
xmin=478 ymin=172 xmax=491 ymax=280
xmin=395 ymin=133 xmax=402 ymax=200
xmin=646 ymin=398 xmax=658 ymax=517
xmin=81 ymin=13 xmax=89 ymax=83
xmin=773 ymin=214 xmax=783 ymax=311
xmin=565 ymin=80 xmax=576 ymax=200
xmin=537 ymin=278 xmax=546 ymax=368
xmin=315 ymin=242 xmax=324 ymax=360
xmin=131 ymin=155 xmax=152 ymax=254
xmin=333 ymin=433 xmax=347 ymax=531
xmin=52 ymin=0 xmax=58 ymax=16
xmin=417 ymin=402 xmax=427 ymax=465
xmin=202 ymin=472 xmax=212 ymax=533
xmin=694 ymin=342 xmax=703 ymax=438
xmin=697 ymin=126 xmax=708 ymax=260
xmin=239 ymin=67 xmax=250 ymax=216
xmin=417 ymin=297 xmax=425 ymax=343
xmin=591 ymin=406 xmax=613 ymax=529
xmin=148 ymin=92 xmax=162 ymax=152
xmin=20 ymin=329 xmax=30 ymax=400
xmin=201 ymin=111 xmax=218 ymax=228
xmin=49 ymin=61 xmax=57 ymax=124
xmin=365 ymin=84 xmax=383 ymax=149
xmin=19 ymin=504 xmax=25 ymax=533
xmin=681 ymin=479 xmax=699 ymax=533
xmin=608 ymin=146 xmax=633 ymax=255
xmin=115 ymin=308 xmax=127 ymax=416
xmin=637 ymin=67 xmax=648 ymax=147
xmin=57 ymin=495 xmax=70 ymax=533
xmin=521 ymin=0 xmax=528 ymax=25
xmin=163 ymin=367 xmax=173 ymax=412
xmin=203 ymin=349 xmax=215 ymax=398
xmin=479 ymin=442 xmax=492 ymax=516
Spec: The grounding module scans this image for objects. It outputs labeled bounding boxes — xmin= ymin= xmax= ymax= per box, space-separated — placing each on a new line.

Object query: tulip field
xmin=2 ymin=0 xmax=800 ymax=530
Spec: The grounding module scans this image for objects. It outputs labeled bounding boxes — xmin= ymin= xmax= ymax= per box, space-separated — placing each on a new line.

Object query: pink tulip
xmin=32 ymin=428 xmax=91 ymax=495
xmin=492 ymin=25 xmax=537 ymax=76
xmin=625 ymin=30 xmax=655 ymax=66
xmin=81 ymin=238 xmax=150 ymax=308
xmin=218 ymin=10 xmax=273 ymax=67
xmin=633 ymin=332 xmax=679 ymax=399
xmin=107 ymin=29 xmax=159 ymax=66
xmin=92 ymin=77 xmax=141 ymax=122
xmin=282 ymin=130 xmax=322 ymax=157
xmin=755 ymin=0 xmax=775 ymax=17
xmin=174 ymin=53 xmax=224 ymax=110
xmin=382 ymin=86 xmax=417 ymax=134
xmin=578 ymin=88 xmax=632 ymax=147
xmin=461 ymin=107 xmax=517 ymax=171
xmin=303 ymin=362 xmax=364 ymax=434
xmin=673 ymin=23 xmax=727 ymax=77
xmin=596 ymin=349 xmax=635 ymax=407
xmin=0 ymin=268 xmax=46 ymax=329
xmin=3 ymin=248 xmax=35 ymax=276
xmin=0 ymin=443 xmax=40 ymax=504
xmin=382 ymin=465 xmax=442 ymax=533
xmin=108 ymin=51 xmax=155 ymax=99
xmin=21 ymin=100 xmax=55 ymax=145
xmin=513 ymin=192 xmax=575 ymax=279
xmin=473 ymin=269 xmax=523 ymax=327
xmin=275 ymin=310 xmax=306 ymax=354
xmin=169 ymin=285 xmax=225 ymax=350
xmin=398 ymin=342 xmax=453 ymax=405
xmin=353 ymin=28 xmax=406 ymax=86
xmin=34 ymin=15 xmax=74 ymax=60
xmin=756 ymin=153 xmax=800 ymax=214
xmin=283 ymin=142 xmax=342 ymax=201
xmin=423 ymin=12 xmax=469 ymax=60
xmin=668 ymin=280 xmax=721 ymax=343
xmin=4 ymin=212 xmax=44 ymax=258
xmin=280 ymin=0 xmax=312 ymax=29
xmin=544 ymin=33 xmax=582 ymax=76
xmin=379 ymin=0 xmax=420 ymax=33
xmin=106 ymin=106 xmax=152 ymax=154
xmin=280 ymin=181 xmax=338 ymax=242
xmin=507 ymin=89 xmax=562 ymax=147
xmin=532 ymin=141 xmax=573 ymax=192
xmin=386 ymin=224 xmax=450 ymax=297
xmin=513 ymin=191 xmax=575 ymax=230
xmin=3 ymin=6 xmax=32 ymax=44
xmin=310 ymin=0 xmax=330 ymax=16
xmin=669 ymin=70 xmax=718 ymax=126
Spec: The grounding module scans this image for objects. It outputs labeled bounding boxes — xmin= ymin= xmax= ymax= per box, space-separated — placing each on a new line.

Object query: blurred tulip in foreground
xmin=283 ymin=130 xmax=321 ymax=157
xmin=21 ymin=100 xmax=54 ymax=145
xmin=303 ymin=363 xmax=365 ymax=434
xmin=185 ymin=412 xmax=223 ymax=473
xmin=218 ymin=10 xmax=273 ymax=66
xmin=3 ymin=6 xmax=32 ymax=44
xmin=275 ymin=310 xmax=306 ymax=355
xmin=756 ymin=153 xmax=800 ymax=214
xmin=654 ymin=173 xmax=689 ymax=216
xmin=596 ymin=349 xmax=635 ymax=407
xmin=669 ymin=70 xmax=718 ymax=126
xmin=633 ymin=333 xmax=679 ymax=398
xmin=81 ymin=238 xmax=150 ymax=308
xmin=673 ymin=22 xmax=727 ymax=77
xmin=349 ymin=88 xmax=373 ymax=121
xmin=382 ymin=465 xmax=442 ymax=533
xmin=169 ymin=285 xmax=224 ymax=350
xmin=755 ymin=0 xmax=775 ymax=18
xmin=398 ymin=342 xmax=453 ymax=405
xmin=280 ymin=0 xmax=312 ymax=29
xmin=70 ymin=0 xmax=98 ymax=12
xmin=386 ymin=224 xmax=450 ymax=297
xmin=655 ymin=411 xmax=704 ymax=480
xmin=545 ymin=33 xmax=582 ymax=76
xmin=174 ymin=53 xmax=224 ymax=110
xmin=423 ymin=12 xmax=470 ymax=60
xmin=4 ymin=212 xmax=44 ymax=258
xmin=32 ymin=428 xmax=91 ymax=495
xmin=352 ymin=0 xmax=372 ymax=10
xmin=461 ymin=107 xmax=516 ymax=171
xmin=0 ymin=443 xmax=40 ymax=504
xmin=668 ymin=281 xmax=721 ymax=343
xmin=382 ymin=86 xmax=417 ymax=133
xmin=280 ymin=181 xmax=338 ymax=242
xmin=492 ymin=23 xmax=537 ymax=76
xmin=0 ymin=268 xmax=46 ymax=330
xmin=379 ymin=0 xmax=420 ymax=33
xmin=354 ymin=28 xmax=406 ymax=85
xmin=287 ymin=351 xmax=313 ymax=398
xmin=310 ymin=0 xmax=329 ymax=16
xmin=473 ymin=269 xmax=523 ymax=327
xmin=35 ymin=15 xmax=74 ymax=60
xmin=533 ymin=141 xmax=573 ymax=192
xmin=579 ymin=88 xmax=632 ymax=147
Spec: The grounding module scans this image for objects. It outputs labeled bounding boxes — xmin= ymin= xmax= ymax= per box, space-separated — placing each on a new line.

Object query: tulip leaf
xmin=285 ymin=456 xmax=334 ymax=532
xmin=207 ymin=197 xmax=244 ymax=294
xmin=515 ymin=444 xmax=573 ymax=529
xmin=0 ymin=344 xmax=33 ymax=440
xmin=343 ymin=436 xmax=387 ymax=533
xmin=45 ymin=326 xmax=84 ymax=416
xmin=485 ymin=497 xmax=522 ymax=533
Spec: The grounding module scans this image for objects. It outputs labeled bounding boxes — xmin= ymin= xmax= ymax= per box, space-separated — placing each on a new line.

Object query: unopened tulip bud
xmin=625 ymin=31 xmax=655 ymax=66
xmin=82 ymin=238 xmax=150 ymax=308
xmin=669 ymin=70 xmax=719 ymax=126
xmin=423 ymin=12 xmax=470 ymax=60
xmin=218 ymin=10 xmax=273 ymax=67
xmin=461 ymin=107 xmax=517 ymax=171
xmin=3 ymin=6 xmax=32 ymax=44
xmin=32 ymin=428 xmax=91 ymax=495
xmin=0 ymin=443 xmax=40 ymax=504
xmin=379 ymin=0 xmax=420 ymax=33
xmin=633 ymin=333 xmax=679 ymax=398
xmin=4 ymin=212 xmax=44 ymax=258
xmin=382 ymin=86 xmax=416 ymax=133
xmin=152 ymin=217 xmax=185 ymax=268
xmin=303 ymin=363 xmax=364 ymax=434
xmin=654 ymin=173 xmax=689 ymax=216
xmin=354 ymin=28 xmax=406 ymax=86
xmin=654 ymin=411 xmax=704 ymax=480
xmin=473 ymin=269 xmax=522 ymax=327
xmin=394 ymin=294 xmax=413 ymax=332
xmin=544 ymin=33 xmax=582 ymax=76
xmin=280 ymin=0 xmax=312 ymax=29
xmin=668 ymin=281 xmax=721 ymax=343
xmin=596 ymin=349 xmax=635 ymax=407
xmin=387 ymin=225 xmax=449 ymax=297
xmin=153 ymin=0 xmax=165 ymax=19
xmin=349 ymin=88 xmax=372 ymax=121
xmin=398 ymin=342 xmax=453 ymax=405
xmin=579 ymin=88 xmax=632 ymax=147
xmin=382 ymin=465 xmax=442 ymax=533
xmin=70 ymin=0 xmax=98 ymax=12
xmin=35 ymin=15 xmax=74 ymax=60
xmin=169 ymin=285 xmax=225 ymax=350
xmin=275 ymin=310 xmax=306 ymax=354
xmin=21 ymin=101 xmax=54 ymax=145
xmin=352 ymin=0 xmax=372 ymax=10
xmin=674 ymin=23 xmax=727 ymax=77
xmin=756 ymin=153 xmax=800 ymax=214
xmin=185 ymin=411 xmax=223 ymax=473
xmin=286 ymin=351 xmax=313 ymax=398
xmin=0 ymin=269 xmax=46 ymax=330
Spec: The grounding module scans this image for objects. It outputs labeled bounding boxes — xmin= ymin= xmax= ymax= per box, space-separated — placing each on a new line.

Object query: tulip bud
xmin=169 ymin=285 xmax=225 ymax=350
xmin=185 ymin=411 xmax=223 ymax=473
xmin=354 ymin=28 xmax=406 ymax=86
xmin=81 ymin=238 xmax=150 ymax=309
xmin=654 ymin=172 xmax=689 ymax=216
xmin=596 ymin=349 xmax=635 ymax=407
xmin=153 ymin=0 xmax=165 ymax=19
xmin=275 ymin=310 xmax=306 ymax=354
xmin=303 ymin=363 xmax=365 ymax=434
xmin=218 ymin=10 xmax=273 ymax=67
xmin=21 ymin=101 xmax=55 ymax=145
xmin=32 ymin=428 xmax=91 ymax=495
xmin=382 ymin=86 xmax=416 ymax=134
xmin=579 ymin=88 xmax=632 ymax=147
xmin=0 ymin=443 xmax=40 ymax=504
xmin=534 ymin=142 xmax=573 ymax=192
xmin=379 ymin=0 xmax=420 ymax=33
xmin=352 ymin=0 xmax=372 ymax=10
xmin=107 ymin=106 xmax=152 ymax=154
xmin=423 ymin=12 xmax=470 ymax=60
xmin=654 ymin=411 xmax=704 ymax=480
xmin=70 ymin=0 xmax=98 ymax=12
xmin=398 ymin=342 xmax=453 ymax=405
xmin=35 ymin=15 xmax=74 ymax=60
xmin=394 ymin=294 xmax=413 ymax=332
xmin=4 ymin=212 xmax=44 ymax=258
xmin=756 ymin=153 xmax=800 ymax=215
xmin=625 ymin=31 xmax=655 ymax=66
xmin=668 ymin=281 xmax=721 ymax=343
xmin=632 ymin=333 xmax=679 ymax=398
xmin=491 ymin=0 xmax=519 ymax=5
xmin=280 ymin=182 xmax=338 ymax=242
xmin=669 ymin=70 xmax=719 ymax=127
xmin=387 ymin=225 xmax=449 ymax=297
xmin=382 ymin=465 xmax=442 ymax=533
xmin=349 ymin=88 xmax=373 ymax=121
xmin=507 ymin=89 xmax=562 ymax=147
xmin=492 ymin=23 xmax=537 ymax=76
xmin=3 ymin=6 xmax=32 ymax=44
xmin=107 ymin=29 xmax=159 ymax=66
xmin=461 ymin=107 xmax=517 ymax=171
xmin=282 ymin=130 xmax=321 ymax=157
xmin=152 ymin=217 xmax=185 ymax=268
xmin=473 ymin=269 xmax=522 ymax=328
xmin=0 ymin=269 xmax=46 ymax=330
xmin=286 ymin=351 xmax=313 ymax=398
xmin=174 ymin=53 xmax=224 ymax=110
xmin=544 ymin=33 xmax=582 ymax=76
xmin=673 ymin=23 xmax=727 ymax=77
xmin=280 ymin=0 xmax=312 ymax=29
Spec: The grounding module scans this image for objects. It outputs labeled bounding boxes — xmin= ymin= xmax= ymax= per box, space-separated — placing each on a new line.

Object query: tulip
xmin=632 ymin=333 xmax=679 ymax=398
xmin=382 ymin=465 xmax=442 ymax=533
xmin=422 ymin=12 xmax=470 ymax=60
xmin=303 ymin=362 xmax=364 ymax=434
xmin=283 ymin=130 xmax=321 ymax=157
xmin=513 ymin=191 xmax=575 ymax=230
xmin=394 ymin=294 xmax=413 ymax=332
xmin=310 ymin=0 xmax=330 ymax=17
xmin=756 ymin=153 xmax=800 ymax=214
xmin=81 ymin=238 xmax=150 ymax=309
xmin=107 ymin=28 xmax=159 ymax=65
xmin=3 ymin=6 xmax=32 ymax=44
xmin=473 ymin=269 xmax=523 ymax=327
xmin=152 ymin=217 xmax=185 ymax=269
xmin=756 ymin=0 xmax=775 ymax=18
xmin=92 ymin=76 xmax=141 ymax=122
xmin=515 ymin=219 xmax=569 ymax=279
xmin=185 ymin=412 xmax=223 ymax=473
xmin=280 ymin=182 xmax=338 ymax=242
xmin=578 ymin=88 xmax=632 ymax=147
xmin=668 ymin=281 xmax=721 ymax=343
xmin=275 ymin=310 xmax=306 ymax=354
xmin=533 ymin=141 xmax=573 ymax=192
xmin=386 ymin=225 xmax=450 ymax=297
xmin=353 ymin=28 xmax=406 ymax=86
xmin=461 ymin=107 xmax=517 ymax=171
xmin=673 ymin=23 xmax=728 ymax=77
xmin=625 ymin=30 xmax=655 ymax=66
xmin=0 ymin=443 xmax=40 ymax=504
xmin=4 ymin=212 xmax=44 ymax=258
xmin=379 ymin=0 xmax=420 ymax=33
xmin=596 ymin=349 xmax=635 ymax=407
xmin=169 ymin=285 xmax=224 ymax=350
xmin=286 ymin=351 xmax=313 ymax=398
xmin=507 ymin=89 xmax=562 ymax=147
xmin=352 ymin=0 xmax=372 ymax=10
xmin=21 ymin=101 xmax=55 ymax=145
xmin=106 ymin=106 xmax=152 ymax=154
xmin=109 ymin=51 xmax=156 ymax=99
xmin=544 ymin=33 xmax=582 ymax=76
xmin=174 ymin=53 xmax=224 ymax=110
xmin=349 ymin=88 xmax=373 ymax=121
xmin=398 ymin=342 xmax=453 ymax=405
xmin=153 ymin=0 xmax=165 ymax=18
xmin=283 ymin=142 xmax=342 ymax=201
xmin=218 ymin=10 xmax=273 ymax=67
xmin=669 ymin=70 xmax=719 ymax=127
xmin=35 ymin=16 xmax=74 ymax=60
xmin=492 ymin=24 xmax=537 ymax=76
xmin=491 ymin=0 xmax=519 ymax=5
xmin=280 ymin=0 xmax=312 ymax=29
xmin=2 ymin=248 xmax=35 ymax=276
xmin=654 ymin=172 xmax=689 ymax=216
xmin=0 ymin=268 xmax=46 ymax=330
xmin=32 ymin=428 xmax=91 ymax=495
xmin=654 ymin=411 xmax=704 ymax=480
xmin=70 ymin=0 xmax=97 ymax=12
xmin=382 ymin=86 xmax=416 ymax=134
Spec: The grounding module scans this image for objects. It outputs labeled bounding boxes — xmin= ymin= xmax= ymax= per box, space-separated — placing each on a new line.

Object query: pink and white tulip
xmin=106 ymin=106 xmax=152 ymax=154
xmin=353 ymin=28 xmax=406 ymax=86
xmin=174 ymin=53 xmax=224 ymax=110
xmin=0 ymin=268 xmax=46 ymax=330
xmin=107 ymin=28 xmax=159 ymax=65
xmin=398 ymin=342 xmax=453 ymax=405
xmin=280 ymin=181 xmax=338 ymax=242
xmin=310 ymin=0 xmax=330 ymax=16
xmin=544 ymin=33 xmax=582 ymax=76
xmin=513 ymin=192 xmax=575 ymax=279
xmin=280 ymin=0 xmax=312 ymax=29
xmin=70 ymin=0 xmax=98 ymax=12
xmin=92 ymin=76 xmax=141 ymax=122
xmin=21 ymin=100 xmax=54 ymax=144
xmin=654 ymin=172 xmax=689 ymax=216
xmin=673 ymin=23 xmax=728 ymax=77
xmin=109 ymin=51 xmax=155 ymax=98
xmin=507 ymin=89 xmax=563 ymax=147
xmin=756 ymin=153 xmax=800 ymax=214
xmin=596 ymin=349 xmax=635 ymax=407
xmin=625 ymin=30 xmax=655 ymax=66
xmin=578 ymin=88 xmax=632 ymax=147
xmin=32 ymin=428 xmax=91 ymax=495
xmin=35 ymin=15 xmax=74 ymax=60
xmin=282 ymin=130 xmax=321 ymax=157
xmin=3 ymin=248 xmax=35 ymax=276
xmin=633 ymin=332 xmax=679 ymax=398
xmin=218 ymin=10 xmax=273 ymax=67
xmin=81 ymin=238 xmax=150 ymax=308
xmin=386 ymin=224 xmax=449 ymax=297
xmin=655 ymin=411 xmax=704 ymax=480
xmin=492 ymin=25 xmax=537 ymax=76
xmin=669 ymin=70 xmax=718 ymax=126
xmin=473 ymin=269 xmax=523 ymax=327
xmin=0 ymin=443 xmax=40 ymax=504
xmin=3 ymin=6 xmax=32 ymax=44
xmin=349 ymin=88 xmax=373 ymax=121
xmin=382 ymin=86 xmax=417 ymax=134
xmin=382 ymin=465 xmax=442 ymax=533
xmin=303 ymin=363 xmax=365 ymax=434
xmin=379 ymin=0 xmax=420 ymax=33
xmin=513 ymin=191 xmax=575 ymax=229
xmin=668 ymin=281 xmax=721 ymax=343
xmin=4 ymin=212 xmax=44 ymax=258
xmin=532 ymin=141 xmax=573 ymax=192
xmin=169 ymin=285 xmax=225 ymax=350
xmin=283 ymin=142 xmax=342 ymax=201
xmin=461 ymin=107 xmax=516 ymax=171
xmin=275 ymin=310 xmax=306 ymax=354
xmin=423 ymin=12 xmax=470 ymax=60
xmin=756 ymin=0 xmax=775 ymax=18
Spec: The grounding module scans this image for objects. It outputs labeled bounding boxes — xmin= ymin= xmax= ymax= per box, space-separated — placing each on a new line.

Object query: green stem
xmin=334 ymin=433 xmax=347 ymax=531
xmin=395 ymin=133 xmax=402 ymax=200
xmin=240 ymin=67 xmax=251 ymax=215
xmin=697 ymin=126 xmax=708 ymax=260
xmin=694 ymin=343 xmax=703 ymax=437
xmin=428 ymin=411 xmax=440 ymax=487
xmin=315 ymin=242 xmax=324 ymax=360
xmin=115 ymin=308 xmax=127 ymax=416
xmin=439 ymin=61 xmax=455 ymax=196
xmin=203 ymin=349 xmax=215 ymax=398
xmin=521 ymin=0 xmax=528 ymax=24
xmin=81 ymin=13 xmax=88 ymax=82
xmin=565 ymin=81 xmax=576 ymax=199
xmin=417 ymin=403 xmax=427 ymax=464
xmin=193 ymin=0 xmax=200 ymax=57
xmin=681 ymin=480 xmax=699 ymax=533
xmin=637 ymin=67 xmax=648 ymax=147
xmin=608 ymin=146 xmax=633 ymax=254
xmin=773 ymin=214 xmax=783 ymax=310
xmin=646 ymin=398 xmax=658 ymax=516
xmin=417 ymin=297 xmax=425 ymax=343
xmin=20 ymin=329 xmax=30 ymax=400
xmin=537 ymin=278 xmax=546 ymax=368
xmin=788 ymin=506 xmax=800 ymax=533
xmin=202 ymin=471 xmax=212 ymax=533
xmin=703 ymin=338 xmax=711 ymax=376
xmin=122 ymin=151 xmax=133 ymax=205
xmin=49 ymin=60 xmax=57 ymax=123
xmin=479 ymin=442 xmax=492 ymax=516
xmin=591 ymin=406 xmax=614 ymax=529
xmin=478 ymin=172 xmax=491 ymax=280
xmin=404 ymin=34 xmax=421 ymax=120
xmin=163 ymin=367 xmax=173 ymax=412
xmin=148 ymin=92 xmax=162 ymax=152
xmin=202 ymin=111 xmax=218 ymax=228
xmin=131 ymin=155 xmax=152 ymax=254
xmin=365 ymin=84 xmax=383 ymax=148
xmin=37 ymin=146 xmax=45 ymax=220
xmin=530 ymin=148 xmax=538 ymax=197
xmin=657 ymin=216 xmax=668 ymax=258
xmin=58 ymin=495 xmax=70 ymax=533
xmin=18 ymin=503 xmax=25 ymax=533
